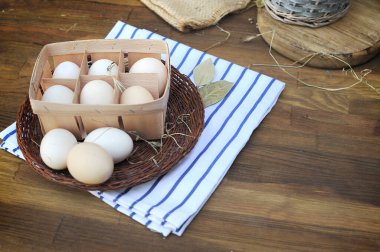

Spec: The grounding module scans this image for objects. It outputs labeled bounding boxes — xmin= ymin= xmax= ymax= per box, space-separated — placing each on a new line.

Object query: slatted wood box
xmin=29 ymin=39 xmax=171 ymax=140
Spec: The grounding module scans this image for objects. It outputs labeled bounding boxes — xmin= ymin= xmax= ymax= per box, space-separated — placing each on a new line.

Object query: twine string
xmin=245 ymin=30 xmax=379 ymax=94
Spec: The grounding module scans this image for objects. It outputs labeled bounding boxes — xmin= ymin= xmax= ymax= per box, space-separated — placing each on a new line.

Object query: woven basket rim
xmin=264 ymin=0 xmax=351 ymax=28
xmin=16 ymin=66 xmax=204 ymax=191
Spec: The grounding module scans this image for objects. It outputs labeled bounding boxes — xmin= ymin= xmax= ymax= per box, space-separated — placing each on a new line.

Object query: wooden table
xmin=1 ymin=1 xmax=379 ymax=251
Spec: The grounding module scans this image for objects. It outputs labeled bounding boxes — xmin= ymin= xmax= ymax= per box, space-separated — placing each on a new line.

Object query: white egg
xmin=52 ymin=61 xmax=80 ymax=79
xmin=80 ymin=80 xmax=114 ymax=104
xmin=88 ymin=59 xmax=118 ymax=77
xmin=42 ymin=85 xmax=74 ymax=104
xmin=120 ymin=86 xmax=154 ymax=105
xmin=67 ymin=142 xmax=114 ymax=185
xmin=84 ymin=127 xmax=133 ymax=164
xmin=129 ymin=57 xmax=168 ymax=96
xmin=40 ymin=128 xmax=77 ymax=170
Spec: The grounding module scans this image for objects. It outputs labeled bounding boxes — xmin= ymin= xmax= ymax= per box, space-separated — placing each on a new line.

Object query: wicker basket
xmin=264 ymin=0 xmax=351 ymax=28
xmin=17 ymin=67 xmax=204 ymax=191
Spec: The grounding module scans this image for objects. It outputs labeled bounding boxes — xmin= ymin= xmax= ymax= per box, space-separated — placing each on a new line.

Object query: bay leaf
xmin=193 ymin=58 xmax=216 ymax=86
xmin=198 ymin=80 xmax=233 ymax=107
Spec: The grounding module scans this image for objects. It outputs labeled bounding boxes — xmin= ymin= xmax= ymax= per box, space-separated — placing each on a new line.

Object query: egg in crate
xmin=88 ymin=59 xmax=118 ymax=77
xmin=129 ymin=57 xmax=168 ymax=96
xmin=52 ymin=61 xmax=80 ymax=79
xmin=80 ymin=80 xmax=114 ymax=104
xmin=42 ymin=85 xmax=74 ymax=104
xmin=120 ymin=86 xmax=154 ymax=105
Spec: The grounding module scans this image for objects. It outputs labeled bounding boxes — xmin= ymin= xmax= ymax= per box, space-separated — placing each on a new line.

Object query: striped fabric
xmin=0 ymin=122 xmax=24 ymax=159
xmin=0 ymin=21 xmax=285 ymax=237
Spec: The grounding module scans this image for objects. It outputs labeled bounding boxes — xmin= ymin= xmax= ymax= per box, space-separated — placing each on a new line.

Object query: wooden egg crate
xmin=29 ymin=39 xmax=171 ymax=140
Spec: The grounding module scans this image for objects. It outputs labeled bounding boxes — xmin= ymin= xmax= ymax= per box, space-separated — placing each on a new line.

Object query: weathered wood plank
xmin=0 ymin=0 xmax=379 ymax=251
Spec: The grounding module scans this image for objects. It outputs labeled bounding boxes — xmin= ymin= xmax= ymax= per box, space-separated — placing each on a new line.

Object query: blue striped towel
xmin=0 ymin=21 xmax=285 ymax=236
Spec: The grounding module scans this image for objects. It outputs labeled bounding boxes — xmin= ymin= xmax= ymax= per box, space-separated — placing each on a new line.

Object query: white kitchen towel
xmin=0 ymin=21 xmax=285 ymax=237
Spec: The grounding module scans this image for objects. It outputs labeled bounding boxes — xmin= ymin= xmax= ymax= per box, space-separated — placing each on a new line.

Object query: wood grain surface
xmin=257 ymin=0 xmax=380 ymax=68
xmin=1 ymin=1 xmax=380 ymax=251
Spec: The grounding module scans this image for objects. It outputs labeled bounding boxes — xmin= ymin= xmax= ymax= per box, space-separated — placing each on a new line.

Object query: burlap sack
xmin=141 ymin=0 xmax=254 ymax=32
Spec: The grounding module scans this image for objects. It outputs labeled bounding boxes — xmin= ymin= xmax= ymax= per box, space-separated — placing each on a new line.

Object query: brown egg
xmin=120 ymin=86 xmax=154 ymax=105
xmin=67 ymin=143 xmax=114 ymax=185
